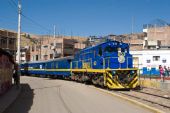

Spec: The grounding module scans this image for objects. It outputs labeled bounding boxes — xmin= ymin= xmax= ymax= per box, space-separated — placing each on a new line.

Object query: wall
xmin=131 ymin=50 xmax=170 ymax=75
xmin=147 ymin=26 xmax=170 ymax=46
xmin=0 ymin=51 xmax=14 ymax=95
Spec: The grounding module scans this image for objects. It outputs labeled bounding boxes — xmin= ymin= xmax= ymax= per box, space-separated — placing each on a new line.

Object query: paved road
xmin=4 ymin=76 xmax=153 ymax=113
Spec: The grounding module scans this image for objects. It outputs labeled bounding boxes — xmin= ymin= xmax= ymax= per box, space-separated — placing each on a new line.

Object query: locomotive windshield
xmin=104 ymin=46 xmax=118 ymax=53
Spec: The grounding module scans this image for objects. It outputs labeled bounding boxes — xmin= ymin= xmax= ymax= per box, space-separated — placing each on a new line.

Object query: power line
xmin=10 ymin=0 xmax=17 ymax=7
xmin=21 ymin=13 xmax=51 ymax=32
xmin=7 ymin=0 xmax=51 ymax=33
xmin=8 ymin=0 xmax=18 ymax=13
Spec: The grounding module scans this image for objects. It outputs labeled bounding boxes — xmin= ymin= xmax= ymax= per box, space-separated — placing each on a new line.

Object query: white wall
xmin=130 ymin=50 xmax=170 ymax=70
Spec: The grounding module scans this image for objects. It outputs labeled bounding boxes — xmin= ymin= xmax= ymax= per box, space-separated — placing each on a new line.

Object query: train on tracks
xmin=21 ymin=40 xmax=140 ymax=89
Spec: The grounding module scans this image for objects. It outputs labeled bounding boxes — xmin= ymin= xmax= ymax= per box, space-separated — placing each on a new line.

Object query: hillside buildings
xmin=21 ymin=35 xmax=86 ymax=62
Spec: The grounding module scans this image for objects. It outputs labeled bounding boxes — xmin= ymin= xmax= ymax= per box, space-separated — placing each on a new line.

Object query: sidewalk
xmin=0 ymin=85 xmax=21 ymax=113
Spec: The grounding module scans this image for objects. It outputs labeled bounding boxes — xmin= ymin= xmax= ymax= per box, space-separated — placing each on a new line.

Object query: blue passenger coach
xmin=21 ymin=56 xmax=73 ymax=78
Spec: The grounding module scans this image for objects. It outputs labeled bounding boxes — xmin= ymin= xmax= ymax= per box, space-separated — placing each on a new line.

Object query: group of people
xmin=159 ymin=65 xmax=170 ymax=81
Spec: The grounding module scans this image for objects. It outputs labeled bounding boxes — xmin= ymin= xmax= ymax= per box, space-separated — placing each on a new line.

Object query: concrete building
xmin=131 ymin=50 xmax=170 ymax=75
xmin=0 ymin=29 xmax=17 ymax=58
xmin=28 ymin=36 xmax=86 ymax=61
xmin=143 ymin=19 xmax=170 ymax=50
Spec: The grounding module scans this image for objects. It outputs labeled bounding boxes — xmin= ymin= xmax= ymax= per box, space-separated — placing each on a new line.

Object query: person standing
xmin=164 ymin=66 xmax=169 ymax=77
xmin=13 ymin=64 xmax=19 ymax=88
xmin=168 ymin=67 xmax=170 ymax=77
xmin=159 ymin=65 xmax=164 ymax=82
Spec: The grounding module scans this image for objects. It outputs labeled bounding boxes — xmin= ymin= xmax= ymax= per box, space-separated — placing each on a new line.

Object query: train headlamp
xmin=118 ymin=52 xmax=125 ymax=63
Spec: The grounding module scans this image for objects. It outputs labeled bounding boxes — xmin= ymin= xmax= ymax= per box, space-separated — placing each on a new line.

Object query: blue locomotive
xmin=21 ymin=40 xmax=139 ymax=89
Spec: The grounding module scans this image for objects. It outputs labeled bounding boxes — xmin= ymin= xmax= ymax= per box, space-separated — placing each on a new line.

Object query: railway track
xmin=114 ymin=89 xmax=170 ymax=110
xmin=133 ymin=90 xmax=170 ymax=99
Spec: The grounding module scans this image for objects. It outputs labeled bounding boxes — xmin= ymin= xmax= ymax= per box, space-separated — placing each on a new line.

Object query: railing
xmin=71 ymin=57 xmax=134 ymax=69
xmin=71 ymin=58 xmax=92 ymax=69
xmin=104 ymin=57 xmax=133 ymax=69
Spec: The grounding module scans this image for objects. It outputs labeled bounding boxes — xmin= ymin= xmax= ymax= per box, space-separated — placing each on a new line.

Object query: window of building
xmin=50 ymin=43 xmax=54 ymax=46
xmin=21 ymin=54 xmax=25 ymax=57
xmin=32 ymin=46 xmax=35 ymax=52
xmin=50 ymin=54 xmax=53 ymax=59
xmin=36 ymin=46 xmax=39 ymax=51
xmin=2 ymin=38 xmax=7 ymax=44
xmin=43 ymin=55 xmax=48 ymax=60
xmin=9 ymin=39 xmax=14 ymax=45
xmin=55 ymin=43 xmax=62 ymax=48
xmin=153 ymin=56 xmax=160 ymax=61
xmin=162 ymin=59 xmax=166 ymax=63
xmin=146 ymin=60 xmax=150 ymax=63
xmin=36 ymin=55 xmax=39 ymax=61
xmin=43 ymin=45 xmax=48 ymax=48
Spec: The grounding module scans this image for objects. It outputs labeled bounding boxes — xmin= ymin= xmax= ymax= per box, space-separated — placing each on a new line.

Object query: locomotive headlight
xmin=118 ymin=52 xmax=125 ymax=63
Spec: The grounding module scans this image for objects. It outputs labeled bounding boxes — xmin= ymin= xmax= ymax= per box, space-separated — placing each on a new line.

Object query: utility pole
xmin=54 ymin=25 xmax=56 ymax=38
xmin=17 ymin=0 xmax=21 ymax=64
xmin=53 ymin=25 xmax=56 ymax=59
xmin=17 ymin=0 xmax=21 ymax=87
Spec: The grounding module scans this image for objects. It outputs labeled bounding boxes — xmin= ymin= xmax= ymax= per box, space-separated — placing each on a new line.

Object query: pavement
xmin=4 ymin=76 xmax=154 ymax=113
xmin=0 ymin=85 xmax=21 ymax=113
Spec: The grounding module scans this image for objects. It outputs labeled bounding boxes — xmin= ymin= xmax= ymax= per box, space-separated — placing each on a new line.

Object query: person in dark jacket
xmin=13 ymin=64 xmax=20 ymax=88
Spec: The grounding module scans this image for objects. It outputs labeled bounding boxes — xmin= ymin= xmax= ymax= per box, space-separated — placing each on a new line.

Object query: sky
xmin=0 ymin=0 xmax=170 ymax=37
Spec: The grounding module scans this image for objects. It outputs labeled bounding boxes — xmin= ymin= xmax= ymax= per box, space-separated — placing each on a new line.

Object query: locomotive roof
xmin=79 ymin=40 xmax=129 ymax=53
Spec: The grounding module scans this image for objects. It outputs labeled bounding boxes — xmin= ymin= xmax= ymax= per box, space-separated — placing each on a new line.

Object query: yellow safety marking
xmin=106 ymin=71 xmax=125 ymax=89
xmin=71 ymin=69 xmax=105 ymax=73
xmin=46 ymin=69 xmax=71 ymax=71
xmin=128 ymin=74 xmax=138 ymax=88
xmin=71 ymin=69 xmax=86 ymax=72
xmin=105 ymin=68 xmax=138 ymax=71
xmin=28 ymin=69 xmax=70 ymax=71
xmin=90 ymin=86 xmax=164 ymax=113
xmin=28 ymin=69 xmax=45 ymax=71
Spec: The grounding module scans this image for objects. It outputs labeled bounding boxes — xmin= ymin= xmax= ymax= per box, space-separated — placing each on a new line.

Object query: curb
xmin=0 ymin=86 xmax=21 ymax=113
xmin=90 ymin=86 xmax=164 ymax=113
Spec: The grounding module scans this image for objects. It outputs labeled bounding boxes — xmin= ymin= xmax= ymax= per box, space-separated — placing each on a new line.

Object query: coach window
xmin=98 ymin=47 xmax=102 ymax=56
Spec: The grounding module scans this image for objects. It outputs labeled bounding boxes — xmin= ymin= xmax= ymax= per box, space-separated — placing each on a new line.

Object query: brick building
xmin=0 ymin=29 xmax=17 ymax=58
xmin=144 ymin=26 xmax=170 ymax=49
xmin=27 ymin=36 xmax=86 ymax=61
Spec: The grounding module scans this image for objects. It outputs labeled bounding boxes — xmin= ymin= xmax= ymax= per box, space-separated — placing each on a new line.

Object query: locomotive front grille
xmin=105 ymin=69 xmax=139 ymax=89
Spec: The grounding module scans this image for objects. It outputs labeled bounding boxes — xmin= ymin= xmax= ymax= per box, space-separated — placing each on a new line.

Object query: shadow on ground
xmin=4 ymin=84 xmax=34 ymax=113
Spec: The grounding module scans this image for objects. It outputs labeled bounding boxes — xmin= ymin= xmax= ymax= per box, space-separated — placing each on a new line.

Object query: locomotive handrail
xmin=71 ymin=58 xmax=92 ymax=69
xmin=103 ymin=56 xmax=133 ymax=69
